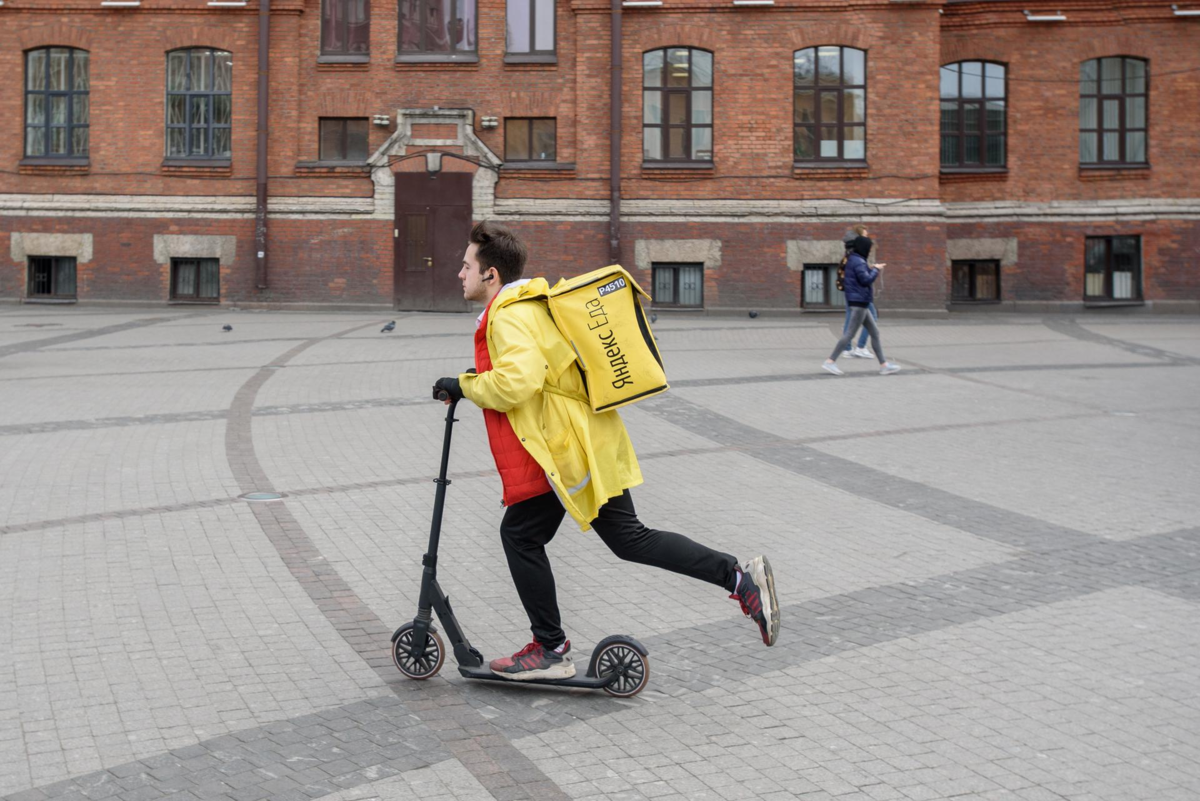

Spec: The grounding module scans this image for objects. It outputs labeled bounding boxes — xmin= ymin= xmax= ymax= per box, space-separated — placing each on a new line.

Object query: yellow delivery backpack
xmin=545 ymin=265 xmax=669 ymax=412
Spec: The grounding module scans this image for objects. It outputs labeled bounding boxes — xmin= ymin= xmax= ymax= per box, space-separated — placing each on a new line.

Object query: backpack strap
xmin=510 ymin=296 xmax=589 ymax=405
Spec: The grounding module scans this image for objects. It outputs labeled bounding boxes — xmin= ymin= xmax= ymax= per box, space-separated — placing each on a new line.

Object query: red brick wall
xmin=949 ymin=220 xmax=1200 ymax=303
xmin=939 ymin=17 xmax=1200 ymax=205
xmin=262 ymin=218 xmax=393 ymax=303
xmin=0 ymin=217 xmax=257 ymax=302
xmin=7 ymin=15 xmax=262 ymax=197
xmin=0 ymin=215 xmax=405 ymax=304
xmin=4 ymin=214 xmax=1196 ymax=308
xmin=2 ymin=0 xmax=1198 ymax=308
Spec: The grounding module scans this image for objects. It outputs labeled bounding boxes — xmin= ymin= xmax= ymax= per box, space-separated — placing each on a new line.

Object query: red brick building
xmin=3 ymin=0 xmax=1198 ymax=312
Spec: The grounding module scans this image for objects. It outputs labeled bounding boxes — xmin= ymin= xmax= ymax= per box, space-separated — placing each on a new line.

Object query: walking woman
xmin=841 ymin=225 xmax=877 ymax=359
xmin=822 ymin=236 xmax=901 ymax=376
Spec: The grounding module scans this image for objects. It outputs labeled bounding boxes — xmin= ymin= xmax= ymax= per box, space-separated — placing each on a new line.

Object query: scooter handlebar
xmin=435 ymin=389 xmax=451 ymax=402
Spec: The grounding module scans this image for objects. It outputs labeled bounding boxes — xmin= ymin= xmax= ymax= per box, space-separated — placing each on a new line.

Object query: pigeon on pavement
xmin=222 ymin=324 xmax=233 ymax=332
xmin=650 ymin=313 xmax=658 ymax=324
xmin=748 ymin=311 xmax=759 ymax=319
xmin=381 ymin=320 xmax=396 ymax=333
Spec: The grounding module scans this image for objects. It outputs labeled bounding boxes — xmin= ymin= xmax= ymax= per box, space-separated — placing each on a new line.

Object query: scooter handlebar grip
xmin=435 ymin=389 xmax=450 ymax=402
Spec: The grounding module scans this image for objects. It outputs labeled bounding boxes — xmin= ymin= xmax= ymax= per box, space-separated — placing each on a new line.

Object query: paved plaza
xmin=1 ymin=305 xmax=1198 ymax=801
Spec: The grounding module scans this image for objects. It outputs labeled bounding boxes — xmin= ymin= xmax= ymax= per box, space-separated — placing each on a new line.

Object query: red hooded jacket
xmin=475 ymin=298 xmax=552 ymax=506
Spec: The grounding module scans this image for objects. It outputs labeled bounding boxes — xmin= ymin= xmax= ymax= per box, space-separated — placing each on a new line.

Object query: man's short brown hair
xmin=470 ymin=221 xmax=527 ymax=284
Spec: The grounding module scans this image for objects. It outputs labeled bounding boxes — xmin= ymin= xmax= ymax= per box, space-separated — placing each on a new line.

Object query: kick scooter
xmin=390 ymin=392 xmax=651 ymax=697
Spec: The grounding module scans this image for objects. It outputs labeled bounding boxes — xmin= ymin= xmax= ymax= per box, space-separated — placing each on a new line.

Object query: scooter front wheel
xmin=392 ymin=623 xmax=445 ymax=680
xmin=594 ymin=640 xmax=650 ymax=697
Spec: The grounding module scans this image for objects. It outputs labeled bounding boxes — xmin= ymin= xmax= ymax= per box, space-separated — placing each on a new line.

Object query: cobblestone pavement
xmin=2 ymin=306 xmax=1198 ymax=801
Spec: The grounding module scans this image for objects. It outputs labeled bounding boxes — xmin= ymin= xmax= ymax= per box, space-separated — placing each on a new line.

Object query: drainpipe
xmin=609 ymin=0 xmax=622 ymax=265
xmin=255 ymin=0 xmax=271 ymax=289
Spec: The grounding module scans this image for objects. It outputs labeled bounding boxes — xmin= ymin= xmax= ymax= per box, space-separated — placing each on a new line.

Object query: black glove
xmin=433 ymin=376 xmax=462 ymax=402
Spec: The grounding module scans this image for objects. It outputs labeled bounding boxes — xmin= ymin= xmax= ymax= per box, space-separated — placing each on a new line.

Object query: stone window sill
xmin=317 ymin=53 xmax=370 ymax=64
xmin=794 ymin=160 xmax=868 ymax=169
xmin=1083 ymin=300 xmax=1145 ymax=308
xmin=317 ymin=60 xmax=370 ymax=72
xmin=395 ymin=53 xmax=479 ymax=66
xmin=793 ymin=161 xmax=868 ymax=179
xmin=162 ymin=158 xmax=233 ymax=177
xmin=643 ymin=161 xmax=714 ymax=169
xmin=501 ymin=161 xmax=575 ymax=178
xmin=503 ymin=54 xmax=557 ymax=68
xmin=641 ymin=161 xmax=715 ymax=178
xmin=940 ymin=168 xmax=1008 ymax=183
xmin=1080 ymin=163 xmax=1149 ymax=171
xmin=20 ymin=157 xmax=90 ymax=176
xmin=295 ymin=160 xmax=372 ymax=176
xmin=23 ymin=297 xmax=78 ymax=304
xmin=1079 ymin=164 xmax=1150 ymax=181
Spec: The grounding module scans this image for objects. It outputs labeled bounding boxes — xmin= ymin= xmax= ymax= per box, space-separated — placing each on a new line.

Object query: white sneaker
xmin=822 ymin=361 xmax=845 ymax=376
xmin=851 ymin=347 xmax=874 ymax=359
xmin=879 ymin=362 xmax=902 ymax=375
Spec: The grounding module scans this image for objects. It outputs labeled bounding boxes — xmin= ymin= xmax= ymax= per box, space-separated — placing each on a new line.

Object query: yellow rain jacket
xmin=459 ymin=278 xmax=643 ymax=530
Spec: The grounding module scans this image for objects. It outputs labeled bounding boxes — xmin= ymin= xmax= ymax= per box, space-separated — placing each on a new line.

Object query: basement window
xmin=171 ymin=258 xmax=220 ymax=302
xmin=652 ymin=262 xmax=703 ymax=308
xmin=27 ymin=256 xmax=77 ymax=299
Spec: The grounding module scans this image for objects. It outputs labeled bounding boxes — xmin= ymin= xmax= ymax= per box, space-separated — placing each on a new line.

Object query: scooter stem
xmin=421 ymin=397 xmax=459 ymax=603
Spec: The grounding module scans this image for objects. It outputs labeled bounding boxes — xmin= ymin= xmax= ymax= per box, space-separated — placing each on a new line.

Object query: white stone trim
xmin=152 ymin=234 xmax=237 ymax=265
xmin=634 ymin=239 xmax=722 ymax=276
xmin=269 ymin=197 xmax=376 ymax=218
xmin=10 ymin=232 xmax=93 ymax=263
xmin=492 ymin=198 xmax=609 ymax=221
xmin=3 ymin=194 xmax=1200 ymax=224
xmin=1 ymin=195 xmax=254 ymax=218
xmin=786 ymin=239 xmax=846 ymax=272
xmin=946 ymin=237 xmax=1018 ymax=267
xmin=489 ymin=198 xmax=949 ymax=223
xmin=945 ymin=198 xmax=1200 ymax=222
xmin=621 ymin=198 xmax=946 ymax=223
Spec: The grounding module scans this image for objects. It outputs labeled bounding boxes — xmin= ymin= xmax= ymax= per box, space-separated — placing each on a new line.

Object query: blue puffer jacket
xmin=842 ymin=252 xmax=879 ymax=305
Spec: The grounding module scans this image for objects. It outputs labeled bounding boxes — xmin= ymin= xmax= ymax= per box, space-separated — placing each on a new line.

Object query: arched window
xmin=166 ymin=48 xmax=232 ymax=159
xmin=1080 ymin=57 xmax=1147 ymax=165
xmin=321 ymin=0 xmax=370 ymax=56
xmin=25 ymin=47 xmax=90 ymax=158
xmin=939 ymin=61 xmax=1006 ymax=168
xmin=642 ymin=48 xmax=713 ymax=163
xmin=793 ymin=46 xmax=865 ymax=162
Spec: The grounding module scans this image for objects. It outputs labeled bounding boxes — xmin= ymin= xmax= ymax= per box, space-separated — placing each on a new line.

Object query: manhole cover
xmin=240 ymin=492 xmax=286 ymax=502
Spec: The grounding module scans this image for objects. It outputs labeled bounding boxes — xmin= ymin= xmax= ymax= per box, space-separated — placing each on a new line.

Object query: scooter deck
xmin=457 ymin=664 xmax=615 ymax=689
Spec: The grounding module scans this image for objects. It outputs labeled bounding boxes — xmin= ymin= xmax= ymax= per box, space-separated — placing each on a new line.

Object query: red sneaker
xmin=489 ymin=640 xmax=575 ymax=680
xmin=730 ymin=556 xmax=780 ymax=646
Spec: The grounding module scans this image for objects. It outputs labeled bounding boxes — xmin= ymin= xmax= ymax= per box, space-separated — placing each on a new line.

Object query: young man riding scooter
xmin=433 ymin=221 xmax=781 ymax=681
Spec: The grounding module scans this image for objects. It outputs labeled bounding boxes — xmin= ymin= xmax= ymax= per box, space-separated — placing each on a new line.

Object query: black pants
xmin=499 ymin=489 xmax=739 ymax=648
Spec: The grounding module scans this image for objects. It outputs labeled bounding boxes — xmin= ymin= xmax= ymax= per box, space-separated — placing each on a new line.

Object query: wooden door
xmin=394 ymin=172 xmax=473 ymax=312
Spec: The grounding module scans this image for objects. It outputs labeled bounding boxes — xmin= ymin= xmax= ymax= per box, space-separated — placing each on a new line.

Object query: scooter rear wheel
xmin=392 ymin=624 xmax=445 ymax=680
xmin=594 ymin=640 xmax=650 ymax=697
